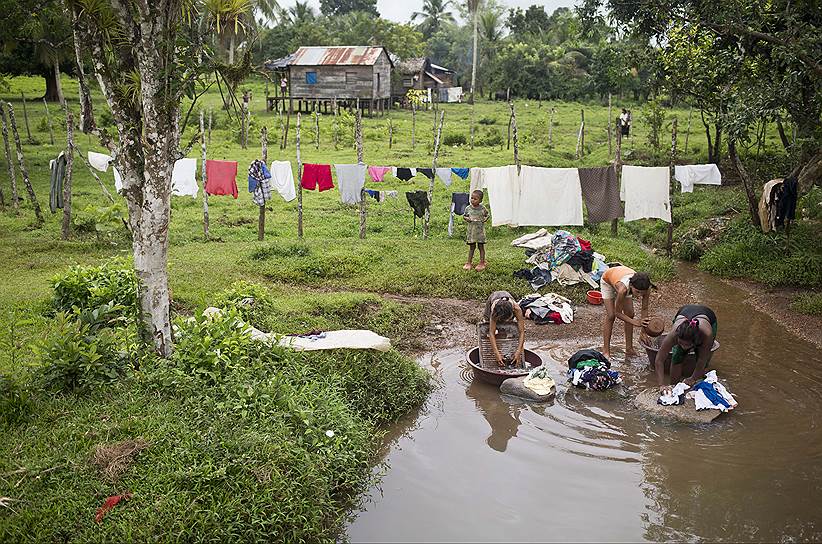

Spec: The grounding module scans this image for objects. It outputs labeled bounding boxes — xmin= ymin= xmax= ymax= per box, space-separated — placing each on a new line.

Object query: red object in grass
xmin=577 ymin=236 xmax=592 ymax=251
xmin=587 ymin=290 xmax=603 ymax=305
xmin=95 ymin=493 xmax=133 ymax=524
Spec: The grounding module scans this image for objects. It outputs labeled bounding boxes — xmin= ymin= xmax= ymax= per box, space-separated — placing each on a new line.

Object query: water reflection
xmin=465 ymin=378 xmax=522 ymax=452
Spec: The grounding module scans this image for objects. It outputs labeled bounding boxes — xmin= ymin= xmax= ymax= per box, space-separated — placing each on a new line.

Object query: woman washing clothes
xmin=655 ymin=305 xmax=718 ymax=395
xmin=600 ymin=266 xmax=653 ymax=359
xmin=484 ymin=291 xmax=526 ymax=368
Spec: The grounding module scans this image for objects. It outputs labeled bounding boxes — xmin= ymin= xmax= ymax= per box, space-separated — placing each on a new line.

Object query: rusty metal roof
xmin=290 ymin=46 xmax=390 ymax=66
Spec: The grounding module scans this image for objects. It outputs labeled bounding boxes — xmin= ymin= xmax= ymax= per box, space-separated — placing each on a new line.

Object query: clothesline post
xmin=282 ymin=109 xmax=291 ymax=151
xmin=507 ymin=111 xmax=512 ymax=150
xmin=314 ymin=102 xmax=320 ymax=150
xmin=296 ymin=113 xmax=303 ymax=239
xmin=258 ymin=126 xmax=268 ymax=241
xmin=356 ymin=107 xmax=366 ymax=240
xmin=241 ymin=93 xmax=249 ymax=150
xmin=575 ymin=109 xmax=585 ymax=159
xmin=612 ymin=126 xmax=623 ymax=236
xmin=424 ymin=110 xmax=445 ymax=240
xmin=43 ymin=98 xmax=55 ymax=146
xmin=332 ymin=97 xmax=338 ymax=150
xmin=0 ymin=103 xmax=20 ymax=212
xmin=548 ymin=107 xmax=555 ymax=148
xmin=199 ymin=110 xmax=210 ymax=241
xmin=510 ymin=102 xmax=520 ymax=174
xmin=208 ymin=109 xmax=213 ymax=147
xmin=6 ymin=102 xmax=43 ymax=226
xmin=667 ymin=117 xmax=678 ymax=255
xmin=411 ymin=101 xmax=416 ymax=150
xmin=62 ymin=111 xmax=74 ymax=240
xmin=684 ymin=108 xmax=692 ymax=154
xmin=388 ymin=117 xmax=393 ymax=149
xmin=20 ymin=93 xmax=32 ymax=142
xmin=608 ymin=93 xmax=612 ymax=157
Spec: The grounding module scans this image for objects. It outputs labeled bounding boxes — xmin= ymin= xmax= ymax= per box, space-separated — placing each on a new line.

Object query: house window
xmin=345 ymin=71 xmax=357 ymax=85
xmin=403 ymin=78 xmax=413 ymax=87
xmin=306 ymin=71 xmax=317 ymax=85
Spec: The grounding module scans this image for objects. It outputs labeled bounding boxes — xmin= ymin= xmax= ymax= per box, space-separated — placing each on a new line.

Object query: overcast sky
xmin=278 ymin=0 xmax=577 ymax=23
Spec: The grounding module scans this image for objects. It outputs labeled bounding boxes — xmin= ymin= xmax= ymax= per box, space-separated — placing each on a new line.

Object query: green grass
xmin=0 ymin=73 xmax=809 ymax=540
xmin=791 ymin=293 xmax=822 ymax=316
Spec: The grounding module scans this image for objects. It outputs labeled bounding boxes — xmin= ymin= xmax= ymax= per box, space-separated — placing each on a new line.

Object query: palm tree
xmin=206 ymin=0 xmax=279 ymax=63
xmin=467 ymin=0 xmax=480 ymax=105
xmin=279 ymin=1 xmax=315 ymax=25
xmin=479 ymin=10 xmax=502 ymax=98
xmin=411 ymin=0 xmax=455 ymax=37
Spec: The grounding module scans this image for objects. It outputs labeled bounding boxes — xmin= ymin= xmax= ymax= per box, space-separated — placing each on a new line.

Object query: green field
xmin=0 ymin=74 xmax=816 ymax=541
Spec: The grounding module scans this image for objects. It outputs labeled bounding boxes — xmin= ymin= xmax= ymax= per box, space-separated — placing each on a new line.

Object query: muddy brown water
xmin=346 ymin=268 xmax=822 ymax=542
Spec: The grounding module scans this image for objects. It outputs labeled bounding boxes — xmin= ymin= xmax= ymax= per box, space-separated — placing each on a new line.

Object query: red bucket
xmin=587 ymin=290 xmax=603 ymax=305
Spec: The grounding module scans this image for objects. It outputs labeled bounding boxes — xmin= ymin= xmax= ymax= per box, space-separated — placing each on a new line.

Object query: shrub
xmin=478 ymin=116 xmax=497 ymax=125
xmin=0 ymin=374 xmax=31 ymax=426
xmin=791 ymin=293 xmax=822 ymax=316
xmin=476 ymin=128 xmax=503 ymax=147
xmin=36 ymin=313 xmax=126 ymax=393
xmin=212 ymin=281 xmax=275 ymax=328
xmin=442 ymin=132 xmax=467 ymax=146
xmin=51 ymin=259 xmax=138 ymax=316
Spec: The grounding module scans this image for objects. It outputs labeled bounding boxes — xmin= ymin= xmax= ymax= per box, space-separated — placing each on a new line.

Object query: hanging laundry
xmin=482 ymin=165 xmax=519 ymax=227
xmin=758 ymin=178 xmax=783 ymax=233
xmin=394 ymin=167 xmax=416 ymax=182
xmin=171 ymin=158 xmax=198 ymax=198
xmin=451 ymin=167 xmax=470 ymax=180
xmin=417 ymin=168 xmax=435 ymax=180
xmin=658 ymin=382 xmax=689 ymax=406
xmin=204 ymin=160 xmax=239 ymax=198
xmin=436 ymin=167 xmax=453 ymax=187
xmin=406 ymin=190 xmax=429 ymax=218
xmin=469 ymin=168 xmax=487 ymax=192
xmin=270 ymin=160 xmax=296 ymax=202
xmin=516 ymin=166 xmax=583 ymax=226
xmin=88 ymin=151 xmax=112 ymax=172
xmin=113 ymin=168 xmax=123 ymax=193
xmin=368 ymin=166 xmax=391 ymax=182
xmin=689 ymin=371 xmax=737 ymax=412
xmin=674 ymin=164 xmax=722 ymax=193
xmin=578 ymin=165 xmax=622 ymax=223
xmin=301 ymin=163 xmax=333 ymax=192
xmin=380 ymin=190 xmax=398 ymax=200
xmin=365 ymin=189 xmax=380 ymax=201
xmin=247 ymin=159 xmax=270 ymax=193
xmin=49 ymin=152 xmax=66 ymax=213
xmin=448 ymin=192 xmax=470 ymax=237
xmin=335 ymin=164 xmax=368 ymax=205
xmin=774 ymin=175 xmax=798 ymax=228
xmin=621 ymin=165 xmax=671 ymax=223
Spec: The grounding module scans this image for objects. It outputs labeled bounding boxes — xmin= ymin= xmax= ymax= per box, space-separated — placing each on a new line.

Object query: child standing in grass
xmin=463 ymin=189 xmax=489 ymax=271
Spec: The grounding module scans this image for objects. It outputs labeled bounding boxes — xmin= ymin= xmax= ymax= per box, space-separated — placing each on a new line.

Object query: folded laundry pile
xmin=518 ymin=293 xmax=574 ymax=324
xmin=512 ymin=229 xmax=609 ymax=291
xmin=656 ymin=371 xmax=738 ymax=412
xmin=566 ymin=349 xmax=621 ymax=391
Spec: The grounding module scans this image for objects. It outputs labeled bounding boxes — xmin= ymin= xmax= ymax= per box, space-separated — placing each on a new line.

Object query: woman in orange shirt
xmin=600 ymin=266 xmax=653 ymax=359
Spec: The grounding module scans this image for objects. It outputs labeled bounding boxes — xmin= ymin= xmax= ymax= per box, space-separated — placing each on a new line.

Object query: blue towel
xmin=451 ymin=167 xmax=469 ymax=179
xmin=691 ymin=381 xmax=732 ymax=409
xmin=365 ymin=189 xmax=380 ymax=200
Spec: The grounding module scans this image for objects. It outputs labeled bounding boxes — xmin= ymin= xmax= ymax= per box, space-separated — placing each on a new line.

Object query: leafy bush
xmin=791 ymin=293 xmax=822 ymax=316
xmin=212 ymin=281 xmax=275 ymax=328
xmin=442 ymin=132 xmax=467 ymax=146
xmin=476 ymin=128 xmax=504 ymax=147
xmin=250 ymin=242 xmax=311 ymax=260
xmin=0 ymin=374 xmax=31 ymax=425
xmin=641 ymin=99 xmax=666 ymax=158
xmin=51 ymin=259 xmax=138 ymax=316
xmin=478 ymin=116 xmax=497 ymax=125
xmin=36 ymin=313 xmax=126 ymax=393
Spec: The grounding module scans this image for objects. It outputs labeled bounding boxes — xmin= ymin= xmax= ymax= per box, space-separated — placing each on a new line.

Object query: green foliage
xmin=791 ymin=293 xmax=822 ymax=316
xmin=73 ymin=202 xmax=128 ymax=240
xmin=641 ymin=99 xmax=666 ymax=158
xmin=51 ymin=258 xmax=138 ymax=316
xmin=476 ymin=127 xmax=504 ymax=147
xmin=442 ymin=132 xmax=467 ymax=146
xmin=478 ymin=116 xmax=497 ymax=125
xmin=35 ymin=312 xmax=126 ymax=393
xmin=0 ymin=373 xmax=31 ymax=426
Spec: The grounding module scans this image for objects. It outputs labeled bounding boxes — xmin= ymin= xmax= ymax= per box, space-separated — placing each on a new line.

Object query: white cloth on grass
xmin=171 ymin=158 xmax=198 ymax=198
xmin=335 ymin=164 xmax=367 ymax=205
xmin=270 ymin=160 xmax=296 ymax=202
xmin=511 ymin=228 xmax=551 ymax=249
xmin=622 ymin=165 xmax=671 ymax=223
xmin=675 ymin=164 xmax=722 ymax=193
xmin=436 ymin=167 xmax=453 ymax=187
xmin=484 ymin=165 xmax=520 ymax=227
xmin=517 ymin=166 xmax=584 ymax=226
xmin=658 ymin=382 xmax=690 ymax=405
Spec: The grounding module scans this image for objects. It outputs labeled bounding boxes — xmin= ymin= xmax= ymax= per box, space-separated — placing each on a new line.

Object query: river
xmin=346 ymin=267 xmax=822 ymax=542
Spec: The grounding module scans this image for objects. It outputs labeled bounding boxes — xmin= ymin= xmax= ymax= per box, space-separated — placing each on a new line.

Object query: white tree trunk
xmin=470 ymin=10 xmax=478 ymax=105
xmin=54 ymin=57 xmax=65 ymax=107
xmin=229 ymin=34 xmax=235 ymax=64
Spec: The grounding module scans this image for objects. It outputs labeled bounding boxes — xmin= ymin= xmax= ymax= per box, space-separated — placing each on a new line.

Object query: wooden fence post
xmin=388 ymin=117 xmax=393 ymax=149
xmin=6 ymin=103 xmax=43 ymax=225
xmin=0 ymin=103 xmax=18 ymax=212
xmin=208 ymin=109 xmax=213 ymax=146
xmin=667 ymin=117 xmax=677 ymax=255
xmin=356 ymin=107 xmax=366 ymax=240
xmin=62 ymin=111 xmax=74 ymax=240
xmin=507 ymin=111 xmax=512 ymax=150
xmin=20 ymin=93 xmax=32 ymax=142
xmin=612 ymin=127 xmax=623 ymax=236
xmin=424 ymin=110 xmax=445 ymax=240
xmin=258 ymin=126 xmax=268 ymax=241
xmin=575 ymin=110 xmax=585 ymax=160
xmin=43 ymin=98 xmax=55 ymax=145
xmin=510 ymin=102 xmax=520 ymax=173
xmin=333 ymin=98 xmax=339 ymax=150
xmin=314 ymin=104 xmax=320 ymax=150
xmin=241 ymin=100 xmax=248 ymax=149
xmin=548 ymin=107 xmax=555 ymax=148
xmin=199 ymin=110 xmax=210 ymax=241
xmin=411 ymin=102 xmax=416 ymax=150
xmin=296 ymin=113 xmax=303 ymax=239
xmin=608 ymin=93 xmax=612 ymax=157
xmin=684 ymin=108 xmax=692 ymax=154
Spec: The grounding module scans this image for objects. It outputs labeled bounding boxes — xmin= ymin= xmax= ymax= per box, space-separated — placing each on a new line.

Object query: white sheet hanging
xmin=516 ymin=166 xmax=584 ymax=226
xmin=622 ymin=165 xmax=671 ymax=223
xmin=171 ymin=158 xmax=198 ymax=198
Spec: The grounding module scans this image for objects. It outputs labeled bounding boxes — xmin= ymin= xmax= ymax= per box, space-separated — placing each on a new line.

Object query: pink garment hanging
xmin=368 ymin=166 xmax=391 ymax=182
xmin=205 ymin=160 xmax=239 ymax=198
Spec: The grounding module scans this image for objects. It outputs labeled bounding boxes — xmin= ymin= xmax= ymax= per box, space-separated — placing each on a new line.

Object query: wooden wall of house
xmin=372 ymin=52 xmax=392 ymax=99
xmin=289 ymin=65 xmax=374 ymax=100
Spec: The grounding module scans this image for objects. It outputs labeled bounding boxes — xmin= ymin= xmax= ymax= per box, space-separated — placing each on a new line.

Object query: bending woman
xmin=655 ymin=304 xmax=718 ymax=395
xmin=600 ymin=266 xmax=652 ymax=359
xmin=484 ymin=291 xmax=526 ymax=368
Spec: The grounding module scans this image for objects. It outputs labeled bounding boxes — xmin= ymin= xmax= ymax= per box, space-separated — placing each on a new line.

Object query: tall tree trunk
xmin=53 ymin=58 xmax=65 ymax=106
xmin=72 ymin=11 xmax=95 ymax=132
xmin=43 ymin=68 xmax=61 ymax=102
xmin=469 ymin=7 xmax=478 ymax=147
xmin=728 ymin=139 xmax=761 ymax=228
xmin=775 ymin=115 xmax=791 ymax=151
xmin=229 ymin=34 xmax=235 ymax=64
xmin=713 ymin=124 xmax=722 ymax=165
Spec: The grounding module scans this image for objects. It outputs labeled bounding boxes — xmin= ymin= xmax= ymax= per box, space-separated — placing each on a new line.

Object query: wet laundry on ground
xmin=675 ymin=164 xmax=722 ymax=193
xmin=518 ymin=293 xmax=573 ymax=324
xmin=658 ymin=382 xmax=689 ymax=406
xmin=688 ymin=371 xmax=737 ymax=412
xmin=205 ymin=159 xmax=238 ymax=198
xmin=621 ymin=165 xmax=671 ymax=223
xmin=301 ymin=163 xmax=334 ymax=191
xmin=335 ymin=163 xmax=367 ymax=205
xmin=566 ymin=349 xmax=620 ymax=391
xmin=578 ymin=165 xmax=622 ymax=223
xmin=269 ymin=160 xmax=296 ymax=202
xmin=171 ymin=158 xmax=198 ymax=198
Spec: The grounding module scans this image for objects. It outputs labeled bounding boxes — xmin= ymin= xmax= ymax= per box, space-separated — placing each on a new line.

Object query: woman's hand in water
xmin=659 ymin=385 xmax=672 ymax=396
xmin=513 ymin=349 xmax=523 ymax=364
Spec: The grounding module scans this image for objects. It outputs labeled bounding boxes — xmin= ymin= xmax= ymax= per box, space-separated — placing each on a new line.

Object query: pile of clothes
xmin=518 ymin=293 xmax=574 ymax=324
xmin=566 ymin=349 xmax=621 ymax=391
xmin=657 ymin=370 xmax=738 ymax=412
xmin=512 ymin=229 xmax=609 ymax=292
